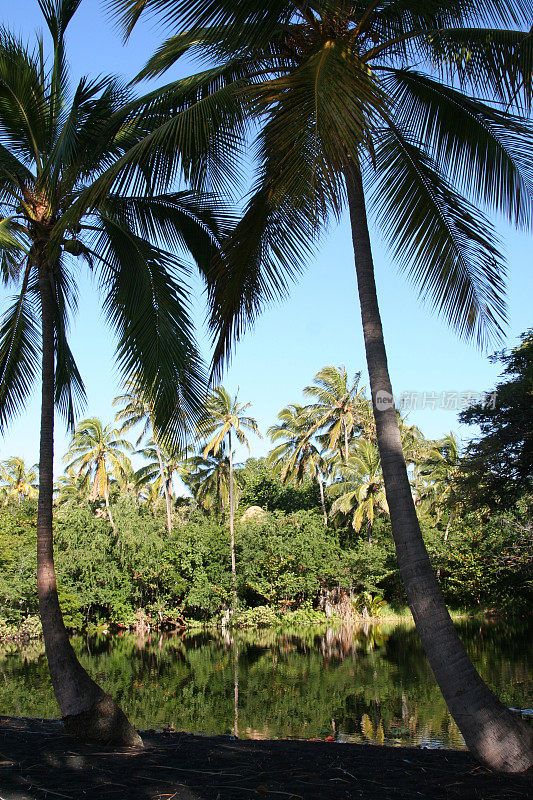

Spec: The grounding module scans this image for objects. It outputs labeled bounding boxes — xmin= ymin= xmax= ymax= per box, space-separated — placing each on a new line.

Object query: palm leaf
xmin=368 ymin=125 xmax=507 ymax=347
xmin=0 ymin=275 xmax=40 ymax=430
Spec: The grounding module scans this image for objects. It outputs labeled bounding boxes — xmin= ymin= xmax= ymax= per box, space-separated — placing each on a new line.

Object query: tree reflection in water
xmin=0 ymin=620 xmax=530 ymax=749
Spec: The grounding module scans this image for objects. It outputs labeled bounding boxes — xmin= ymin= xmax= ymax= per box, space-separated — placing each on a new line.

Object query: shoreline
xmin=0 ymin=716 xmax=531 ymax=799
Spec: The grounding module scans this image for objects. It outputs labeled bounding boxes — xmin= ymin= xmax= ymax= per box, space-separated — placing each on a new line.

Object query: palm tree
xmin=398 ymin=419 xmax=431 ymax=504
xmin=0 ymin=457 xmax=38 ymax=503
xmin=329 ymin=440 xmax=388 ymax=544
xmin=0 ymin=1 xmax=228 ymax=745
xmin=63 ymin=418 xmax=133 ymax=535
xmin=268 ymin=403 xmax=329 ymax=524
xmin=184 ymin=448 xmax=239 ymax=514
xmin=54 ymin=468 xmax=90 ymax=507
xmin=114 ymin=378 xmax=181 ymax=534
xmin=118 ymin=0 xmax=533 ymax=769
xmin=304 ymin=366 xmax=369 ymax=461
xmin=421 ymin=433 xmax=461 ymax=541
xmin=135 ymin=439 xmax=189 ymax=507
xmin=198 ymin=387 xmax=260 ymax=604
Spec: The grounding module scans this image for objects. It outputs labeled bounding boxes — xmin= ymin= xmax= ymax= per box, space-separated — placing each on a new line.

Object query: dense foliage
xmin=1 ymin=337 xmax=531 ymax=634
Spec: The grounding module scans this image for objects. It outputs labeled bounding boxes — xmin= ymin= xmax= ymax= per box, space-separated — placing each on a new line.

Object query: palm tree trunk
xmin=343 ymin=420 xmax=349 ymax=461
xmin=228 ymin=431 xmax=237 ymax=609
xmin=344 ymin=165 xmax=532 ymax=772
xmin=318 ymin=477 xmax=328 ymax=526
xmin=154 ymin=438 xmax=172 ymax=535
xmin=444 ymin=509 xmax=454 ymax=543
xmin=104 ymin=487 xmax=116 ymax=537
xmin=37 ymin=265 xmax=141 ymax=747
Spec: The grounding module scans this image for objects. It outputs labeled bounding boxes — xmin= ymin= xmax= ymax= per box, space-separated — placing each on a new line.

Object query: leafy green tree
xmin=117 ymin=0 xmax=533 ymax=769
xmin=0 ymin=0 xmax=229 ymax=743
xmin=268 ymin=404 xmax=329 ymax=524
xmin=0 ymin=457 xmax=38 ymax=504
xmin=64 ymin=418 xmax=133 ymax=535
xmin=329 ymin=440 xmax=388 ymax=544
xmin=199 ymin=387 xmax=261 ymax=605
xmin=459 ymin=330 xmax=533 ymax=511
xmin=238 ymin=457 xmax=320 ymax=513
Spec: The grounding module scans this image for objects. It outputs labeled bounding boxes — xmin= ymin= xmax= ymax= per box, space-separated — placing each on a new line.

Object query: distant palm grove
xmin=2 ymin=344 xmax=531 ymax=634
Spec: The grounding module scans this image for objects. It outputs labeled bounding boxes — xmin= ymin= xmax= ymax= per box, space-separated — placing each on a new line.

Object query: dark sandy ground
xmin=0 ymin=716 xmax=531 ymax=799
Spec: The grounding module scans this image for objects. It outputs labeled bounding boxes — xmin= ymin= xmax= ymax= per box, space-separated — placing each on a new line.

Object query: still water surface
xmin=1 ymin=620 xmax=530 ymax=749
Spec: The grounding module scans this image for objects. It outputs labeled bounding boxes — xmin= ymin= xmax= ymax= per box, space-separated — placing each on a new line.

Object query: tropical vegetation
xmin=112 ymin=0 xmax=533 ymax=771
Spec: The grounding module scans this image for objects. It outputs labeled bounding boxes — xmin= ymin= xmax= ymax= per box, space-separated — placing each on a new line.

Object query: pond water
xmin=1 ymin=620 xmax=531 ymax=749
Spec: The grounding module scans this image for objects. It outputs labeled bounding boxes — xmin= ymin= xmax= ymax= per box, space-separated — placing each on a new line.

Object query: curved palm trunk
xmin=104 ymin=487 xmax=116 ymax=537
xmin=228 ymin=431 xmax=237 ymax=609
xmin=37 ymin=267 xmax=141 ymax=747
xmin=343 ymin=419 xmax=349 ymax=462
xmin=154 ymin=438 xmax=172 ymax=535
xmin=444 ymin=509 xmax=454 ymax=543
xmin=345 ymin=166 xmax=532 ymax=772
xmin=318 ymin=476 xmax=328 ymax=526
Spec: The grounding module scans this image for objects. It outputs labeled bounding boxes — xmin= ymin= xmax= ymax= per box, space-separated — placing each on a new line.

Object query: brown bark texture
xmin=37 ymin=265 xmax=142 ymax=747
xmin=345 ymin=165 xmax=533 ymax=773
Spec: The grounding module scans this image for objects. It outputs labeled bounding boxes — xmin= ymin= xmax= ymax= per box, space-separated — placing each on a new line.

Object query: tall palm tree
xmin=198 ymin=387 xmax=260 ymax=604
xmin=268 ymin=403 xmax=329 ymax=524
xmin=304 ymin=366 xmax=368 ymax=461
xmin=117 ymin=0 xmax=533 ymax=769
xmin=114 ymin=378 xmax=181 ymax=533
xmin=329 ymin=440 xmax=388 ymax=544
xmin=0 ymin=457 xmax=38 ymax=503
xmin=0 ymin=0 xmax=229 ymax=744
xmin=135 ymin=439 xmax=189 ymax=506
xmin=63 ymin=418 xmax=133 ymax=534
xmin=421 ymin=433 xmax=461 ymax=540
xmin=184 ymin=448 xmax=239 ymax=514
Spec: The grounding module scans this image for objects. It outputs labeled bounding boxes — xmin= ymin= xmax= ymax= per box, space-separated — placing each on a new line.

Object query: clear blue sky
xmin=1 ymin=0 xmax=532 ymax=476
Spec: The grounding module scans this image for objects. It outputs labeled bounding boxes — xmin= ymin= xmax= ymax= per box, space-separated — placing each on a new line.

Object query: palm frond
xmin=93 ymin=213 xmax=207 ymax=444
xmin=0 ymin=274 xmax=40 ymax=430
xmin=368 ymin=125 xmax=507 ymax=347
xmin=384 ymin=68 xmax=533 ymax=227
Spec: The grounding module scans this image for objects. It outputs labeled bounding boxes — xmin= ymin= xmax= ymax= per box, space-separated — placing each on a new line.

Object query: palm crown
xmin=0 ymin=0 xmax=231 ymax=439
xmin=0 ymin=456 xmax=38 ymax=502
xmin=63 ymin=417 xmax=133 ymax=501
xmin=117 ymin=0 xmax=533 ymax=368
xmin=199 ymin=386 xmax=261 ymax=457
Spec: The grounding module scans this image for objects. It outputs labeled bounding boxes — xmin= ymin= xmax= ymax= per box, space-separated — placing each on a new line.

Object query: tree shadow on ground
xmin=0 ymin=717 xmax=531 ymax=799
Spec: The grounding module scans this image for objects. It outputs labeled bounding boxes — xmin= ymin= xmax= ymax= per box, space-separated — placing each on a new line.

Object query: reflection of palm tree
xmin=304 ymin=367 xmax=368 ymax=461
xmin=64 ymin=418 xmax=133 ymax=535
xmin=0 ymin=457 xmax=38 ymax=503
xmin=268 ymin=404 xmax=330 ymax=525
xmin=199 ymin=387 xmax=260 ymax=605
xmin=329 ymin=441 xmax=388 ymax=544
